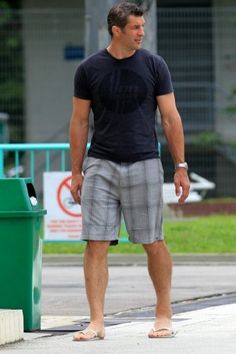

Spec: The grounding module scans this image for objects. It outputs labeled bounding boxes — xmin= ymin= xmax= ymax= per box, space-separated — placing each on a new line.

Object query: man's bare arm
xmin=69 ymin=97 xmax=91 ymax=204
xmin=156 ymin=93 xmax=190 ymax=203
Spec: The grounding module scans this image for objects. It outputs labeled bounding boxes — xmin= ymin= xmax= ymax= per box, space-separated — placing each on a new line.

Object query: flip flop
xmin=73 ymin=328 xmax=105 ymax=341
xmin=148 ymin=327 xmax=177 ymax=339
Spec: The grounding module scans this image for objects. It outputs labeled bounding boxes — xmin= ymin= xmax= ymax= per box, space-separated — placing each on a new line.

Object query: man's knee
xmin=86 ymin=240 xmax=110 ymax=256
xmin=143 ymin=240 xmax=167 ymax=256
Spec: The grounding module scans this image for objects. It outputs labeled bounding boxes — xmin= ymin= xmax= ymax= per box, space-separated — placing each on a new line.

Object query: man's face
xmin=119 ymin=15 xmax=145 ymax=50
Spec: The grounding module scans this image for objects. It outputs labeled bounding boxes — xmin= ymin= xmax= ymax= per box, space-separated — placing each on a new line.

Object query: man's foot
xmin=73 ymin=327 xmax=105 ymax=341
xmin=148 ymin=318 xmax=175 ymax=338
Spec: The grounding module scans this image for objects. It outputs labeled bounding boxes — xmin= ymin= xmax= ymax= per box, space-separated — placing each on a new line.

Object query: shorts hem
xmin=80 ymin=235 xmax=119 ymax=242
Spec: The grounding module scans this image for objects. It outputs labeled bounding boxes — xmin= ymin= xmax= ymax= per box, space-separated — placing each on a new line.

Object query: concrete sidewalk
xmin=1 ymin=303 xmax=236 ymax=353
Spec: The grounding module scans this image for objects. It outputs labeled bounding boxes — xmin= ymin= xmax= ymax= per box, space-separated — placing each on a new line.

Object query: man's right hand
xmin=70 ymin=174 xmax=84 ymax=205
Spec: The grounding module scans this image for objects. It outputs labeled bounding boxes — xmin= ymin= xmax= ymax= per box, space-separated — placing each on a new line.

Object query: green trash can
xmin=0 ymin=178 xmax=47 ymax=331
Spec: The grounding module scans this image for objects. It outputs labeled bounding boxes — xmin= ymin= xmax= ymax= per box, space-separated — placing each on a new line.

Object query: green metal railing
xmin=0 ymin=142 xmax=161 ymax=179
xmin=0 ymin=143 xmax=70 ymax=181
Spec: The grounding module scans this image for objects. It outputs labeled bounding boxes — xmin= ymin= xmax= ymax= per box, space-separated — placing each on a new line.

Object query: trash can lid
xmin=0 ymin=178 xmax=43 ymax=212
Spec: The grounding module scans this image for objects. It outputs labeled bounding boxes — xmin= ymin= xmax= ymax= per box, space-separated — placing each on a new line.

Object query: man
xmin=70 ymin=1 xmax=190 ymax=341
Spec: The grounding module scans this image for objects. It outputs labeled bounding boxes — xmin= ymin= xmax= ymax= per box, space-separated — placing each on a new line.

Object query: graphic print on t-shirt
xmin=99 ymin=69 xmax=147 ymax=114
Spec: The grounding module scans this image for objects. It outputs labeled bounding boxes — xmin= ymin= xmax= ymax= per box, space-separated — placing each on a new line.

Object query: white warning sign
xmin=43 ymin=172 xmax=82 ymax=241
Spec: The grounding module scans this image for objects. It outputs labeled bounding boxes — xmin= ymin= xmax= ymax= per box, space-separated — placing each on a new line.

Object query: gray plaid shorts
xmin=81 ymin=157 xmax=164 ymax=244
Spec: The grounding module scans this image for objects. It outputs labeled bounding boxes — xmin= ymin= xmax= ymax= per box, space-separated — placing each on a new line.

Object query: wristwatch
xmin=175 ymin=162 xmax=188 ymax=171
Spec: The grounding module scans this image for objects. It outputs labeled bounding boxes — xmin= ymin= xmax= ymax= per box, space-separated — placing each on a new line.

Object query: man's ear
xmin=112 ymin=25 xmax=121 ymax=37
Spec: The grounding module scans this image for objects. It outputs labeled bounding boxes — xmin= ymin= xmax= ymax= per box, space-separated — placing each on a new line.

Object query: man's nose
xmin=139 ymin=27 xmax=144 ymax=36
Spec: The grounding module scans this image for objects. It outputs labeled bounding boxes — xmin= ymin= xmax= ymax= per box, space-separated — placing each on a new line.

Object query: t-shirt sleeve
xmin=74 ymin=64 xmax=91 ymax=100
xmin=155 ymin=56 xmax=173 ymax=96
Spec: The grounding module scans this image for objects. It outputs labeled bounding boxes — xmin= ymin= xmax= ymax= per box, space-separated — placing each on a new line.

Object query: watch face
xmin=175 ymin=162 xmax=188 ymax=170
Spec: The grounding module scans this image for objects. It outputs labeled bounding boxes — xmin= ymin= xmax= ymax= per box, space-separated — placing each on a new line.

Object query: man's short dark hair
xmin=107 ymin=1 xmax=145 ymax=36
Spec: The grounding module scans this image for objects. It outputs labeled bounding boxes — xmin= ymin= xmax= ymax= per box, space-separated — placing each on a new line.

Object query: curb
xmin=42 ymin=253 xmax=236 ymax=266
xmin=0 ymin=309 xmax=24 ymax=346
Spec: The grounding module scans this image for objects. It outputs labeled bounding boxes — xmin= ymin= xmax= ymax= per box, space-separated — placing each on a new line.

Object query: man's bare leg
xmin=73 ymin=240 xmax=110 ymax=341
xmin=143 ymin=240 xmax=173 ymax=338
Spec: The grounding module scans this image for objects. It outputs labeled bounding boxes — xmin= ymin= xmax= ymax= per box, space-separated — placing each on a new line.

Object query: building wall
xmin=22 ymin=0 xmax=85 ymax=142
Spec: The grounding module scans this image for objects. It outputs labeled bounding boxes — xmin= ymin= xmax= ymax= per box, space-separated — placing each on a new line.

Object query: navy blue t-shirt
xmin=74 ymin=48 xmax=173 ymax=162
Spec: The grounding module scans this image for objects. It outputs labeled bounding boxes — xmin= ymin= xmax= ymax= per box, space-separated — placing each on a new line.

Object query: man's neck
xmin=106 ymin=44 xmax=136 ymax=60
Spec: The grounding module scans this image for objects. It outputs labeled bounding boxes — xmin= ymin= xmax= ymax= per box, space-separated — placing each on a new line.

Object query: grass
xmin=42 ymin=215 xmax=236 ymax=254
xmin=165 ymin=215 xmax=236 ymax=253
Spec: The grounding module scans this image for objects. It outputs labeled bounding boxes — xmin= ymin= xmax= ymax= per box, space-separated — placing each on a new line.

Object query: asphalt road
xmin=41 ymin=255 xmax=236 ymax=320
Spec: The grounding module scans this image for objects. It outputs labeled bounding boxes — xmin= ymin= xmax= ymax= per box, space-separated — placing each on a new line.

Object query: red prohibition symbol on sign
xmin=57 ymin=175 xmax=81 ymax=217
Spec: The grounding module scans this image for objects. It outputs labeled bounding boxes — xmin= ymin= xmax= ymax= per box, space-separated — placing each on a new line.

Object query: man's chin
xmin=134 ymin=42 xmax=142 ymax=49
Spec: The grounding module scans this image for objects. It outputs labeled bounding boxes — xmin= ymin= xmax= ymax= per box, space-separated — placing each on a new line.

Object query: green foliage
xmin=0 ymin=1 xmax=11 ymax=25
xmin=224 ymin=84 xmax=236 ymax=117
xmin=0 ymin=80 xmax=22 ymax=100
xmin=191 ymin=131 xmax=221 ymax=147
xmin=225 ymin=106 xmax=236 ymax=115
xmin=231 ymin=85 xmax=236 ymax=96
